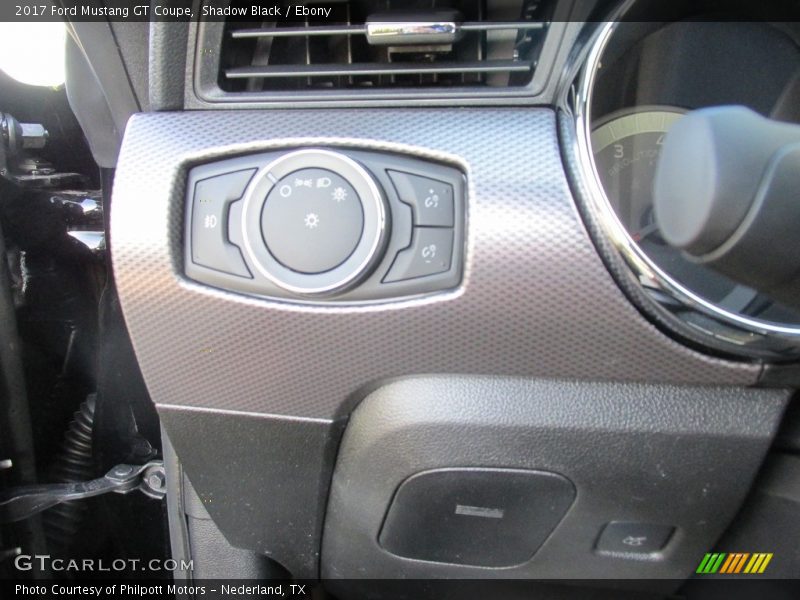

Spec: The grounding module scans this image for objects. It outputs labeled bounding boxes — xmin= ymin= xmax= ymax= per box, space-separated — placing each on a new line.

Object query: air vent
xmin=209 ymin=1 xmax=555 ymax=94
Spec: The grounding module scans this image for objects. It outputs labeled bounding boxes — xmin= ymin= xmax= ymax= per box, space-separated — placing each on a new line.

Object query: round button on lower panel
xmin=262 ymin=168 xmax=364 ymax=274
xmin=240 ymin=150 xmax=387 ymax=295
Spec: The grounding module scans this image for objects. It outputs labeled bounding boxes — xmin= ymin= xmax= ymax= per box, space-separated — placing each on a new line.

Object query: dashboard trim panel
xmin=111 ymin=108 xmax=759 ymax=419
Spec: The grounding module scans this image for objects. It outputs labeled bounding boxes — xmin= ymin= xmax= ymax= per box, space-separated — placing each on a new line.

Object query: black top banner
xmin=1 ymin=0 xmax=800 ymax=23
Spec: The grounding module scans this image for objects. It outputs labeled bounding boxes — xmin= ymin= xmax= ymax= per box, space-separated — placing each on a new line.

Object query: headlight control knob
xmin=262 ymin=167 xmax=363 ymax=274
xmin=240 ymin=150 xmax=387 ymax=295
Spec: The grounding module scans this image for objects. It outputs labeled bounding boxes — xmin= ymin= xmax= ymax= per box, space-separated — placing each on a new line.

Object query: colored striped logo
xmin=696 ymin=552 xmax=773 ymax=574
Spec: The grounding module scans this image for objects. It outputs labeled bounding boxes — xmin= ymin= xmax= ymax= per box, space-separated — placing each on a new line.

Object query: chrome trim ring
xmin=241 ymin=149 xmax=387 ymax=295
xmin=572 ymin=18 xmax=800 ymax=358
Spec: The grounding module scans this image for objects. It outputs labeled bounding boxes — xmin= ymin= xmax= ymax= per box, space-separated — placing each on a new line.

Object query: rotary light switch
xmin=261 ymin=168 xmax=364 ymax=274
xmin=240 ymin=150 xmax=387 ymax=295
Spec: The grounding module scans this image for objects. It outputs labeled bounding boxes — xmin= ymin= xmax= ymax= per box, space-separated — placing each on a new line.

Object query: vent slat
xmin=454 ymin=21 xmax=546 ymax=32
xmin=225 ymin=60 xmax=532 ymax=80
xmin=232 ymin=25 xmax=368 ymax=39
xmin=231 ymin=21 xmax=544 ymax=40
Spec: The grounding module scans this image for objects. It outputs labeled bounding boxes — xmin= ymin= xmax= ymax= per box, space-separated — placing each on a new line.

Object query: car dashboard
xmin=28 ymin=0 xmax=797 ymax=595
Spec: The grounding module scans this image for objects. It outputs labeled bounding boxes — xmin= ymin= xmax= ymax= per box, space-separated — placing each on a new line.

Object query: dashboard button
xmin=261 ymin=168 xmax=364 ymax=274
xmin=595 ymin=522 xmax=674 ymax=555
xmin=384 ymin=227 xmax=454 ymax=282
xmin=379 ymin=468 xmax=575 ymax=567
xmin=191 ymin=169 xmax=256 ymax=277
xmin=388 ymin=170 xmax=454 ymax=227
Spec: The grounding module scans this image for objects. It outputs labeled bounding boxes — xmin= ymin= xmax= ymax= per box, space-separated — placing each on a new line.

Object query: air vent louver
xmin=212 ymin=1 xmax=554 ymax=93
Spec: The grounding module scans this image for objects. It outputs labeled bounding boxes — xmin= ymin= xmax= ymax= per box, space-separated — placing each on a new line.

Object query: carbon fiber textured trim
xmin=111 ymin=109 xmax=760 ymax=418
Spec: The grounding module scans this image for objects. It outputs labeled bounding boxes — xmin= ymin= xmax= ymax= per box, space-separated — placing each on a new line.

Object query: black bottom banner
xmin=2 ymin=578 xmax=799 ymax=600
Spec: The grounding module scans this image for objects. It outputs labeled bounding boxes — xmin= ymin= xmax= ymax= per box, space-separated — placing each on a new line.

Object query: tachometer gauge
xmin=571 ymin=14 xmax=800 ymax=359
xmin=590 ymin=106 xmax=795 ymax=320
xmin=592 ymin=108 xmax=684 ymax=239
